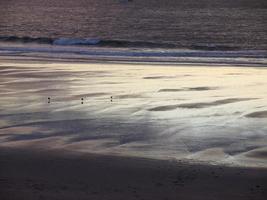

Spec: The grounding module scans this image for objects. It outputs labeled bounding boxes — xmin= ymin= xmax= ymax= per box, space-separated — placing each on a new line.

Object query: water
xmin=0 ymin=0 xmax=267 ymax=50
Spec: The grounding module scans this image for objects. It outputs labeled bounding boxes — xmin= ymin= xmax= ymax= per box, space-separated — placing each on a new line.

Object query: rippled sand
xmin=0 ymin=60 xmax=267 ymax=167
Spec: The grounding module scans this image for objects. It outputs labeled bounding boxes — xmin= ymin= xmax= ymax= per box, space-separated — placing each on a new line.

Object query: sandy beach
xmin=0 ymin=147 xmax=266 ymax=200
xmin=0 ymin=58 xmax=267 ymax=199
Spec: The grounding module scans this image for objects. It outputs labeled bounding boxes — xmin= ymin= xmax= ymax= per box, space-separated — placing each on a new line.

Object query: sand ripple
xmin=245 ymin=111 xmax=267 ymax=118
xmin=149 ymin=98 xmax=257 ymax=111
xmin=158 ymin=87 xmax=218 ymax=92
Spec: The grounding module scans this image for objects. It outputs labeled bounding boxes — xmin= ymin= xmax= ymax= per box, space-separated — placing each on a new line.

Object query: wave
xmin=0 ymin=35 xmax=246 ymax=51
xmin=0 ymin=36 xmax=267 ymax=66
xmin=0 ymin=36 xmax=176 ymax=48
xmin=0 ymin=36 xmax=54 ymax=44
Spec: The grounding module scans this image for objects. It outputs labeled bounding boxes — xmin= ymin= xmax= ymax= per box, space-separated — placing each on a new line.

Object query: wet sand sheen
xmin=0 ymin=59 xmax=267 ymax=200
xmin=0 ymin=60 xmax=267 ymax=168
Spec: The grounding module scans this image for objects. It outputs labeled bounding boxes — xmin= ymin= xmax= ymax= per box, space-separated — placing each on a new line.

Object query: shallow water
xmin=0 ymin=61 xmax=267 ymax=167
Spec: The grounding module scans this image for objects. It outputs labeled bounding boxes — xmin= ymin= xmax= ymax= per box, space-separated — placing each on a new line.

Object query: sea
xmin=0 ymin=0 xmax=267 ymax=64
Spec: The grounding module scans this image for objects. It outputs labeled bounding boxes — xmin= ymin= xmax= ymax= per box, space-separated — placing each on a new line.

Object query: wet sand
xmin=1 ymin=59 xmax=267 ymax=167
xmin=0 ymin=147 xmax=267 ymax=200
xmin=246 ymin=111 xmax=267 ymax=118
xmin=0 ymin=58 xmax=267 ymax=199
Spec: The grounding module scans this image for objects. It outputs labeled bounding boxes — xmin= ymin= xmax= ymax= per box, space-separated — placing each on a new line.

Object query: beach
xmin=0 ymin=57 xmax=267 ymax=165
xmin=1 ymin=0 xmax=267 ymax=199
xmin=0 ymin=56 xmax=267 ymax=199
xmin=0 ymin=147 xmax=267 ymax=200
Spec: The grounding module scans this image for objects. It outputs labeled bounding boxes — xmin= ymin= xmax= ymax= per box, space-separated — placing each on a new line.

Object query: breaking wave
xmin=0 ymin=35 xmax=251 ymax=51
xmin=0 ymin=36 xmax=176 ymax=48
xmin=0 ymin=36 xmax=267 ymax=66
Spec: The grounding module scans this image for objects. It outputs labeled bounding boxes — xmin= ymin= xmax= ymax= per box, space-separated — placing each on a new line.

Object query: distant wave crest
xmin=0 ymin=36 xmax=54 ymax=44
xmin=0 ymin=35 xmax=245 ymax=51
xmin=0 ymin=36 xmax=175 ymax=48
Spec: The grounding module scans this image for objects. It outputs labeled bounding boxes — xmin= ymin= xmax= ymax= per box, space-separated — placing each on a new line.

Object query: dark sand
xmin=148 ymin=98 xmax=257 ymax=111
xmin=158 ymin=87 xmax=219 ymax=92
xmin=0 ymin=147 xmax=266 ymax=200
xmin=246 ymin=111 xmax=267 ymax=118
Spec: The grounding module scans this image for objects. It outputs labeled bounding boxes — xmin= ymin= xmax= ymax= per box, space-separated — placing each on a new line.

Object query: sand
xmin=1 ymin=59 xmax=267 ymax=167
xmin=0 ymin=147 xmax=266 ymax=200
xmin=0 ymin=57 xmax=267 ymax=199
xmin=246 ymin=111 xmax=267 ymax=118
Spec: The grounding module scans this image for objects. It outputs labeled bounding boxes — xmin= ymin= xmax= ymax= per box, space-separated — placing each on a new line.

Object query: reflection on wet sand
xmin=246 ymin=111 xmax=267 ymax=118
xmin=149 ymin=98 xmax=257 ymax=111
xmin=158 ymin=86 xmax=219 ymax=92
xmin=0 ymin=61 xmax=267 ymax=167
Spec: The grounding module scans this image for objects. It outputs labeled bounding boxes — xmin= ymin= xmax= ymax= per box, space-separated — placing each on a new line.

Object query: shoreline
xmin=0 ymin=42 xmax=266 ymax=67
xmin=1 ymin=55 xmax=266 ymax=68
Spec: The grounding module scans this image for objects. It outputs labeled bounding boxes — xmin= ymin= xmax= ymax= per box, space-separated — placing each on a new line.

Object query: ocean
xmin=0 ymin=0 xmax=267 ymax=50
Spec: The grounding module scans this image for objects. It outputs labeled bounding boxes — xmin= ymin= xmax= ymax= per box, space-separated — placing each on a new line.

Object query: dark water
xmin=0 ymin=0 xmax=267 ymax=50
